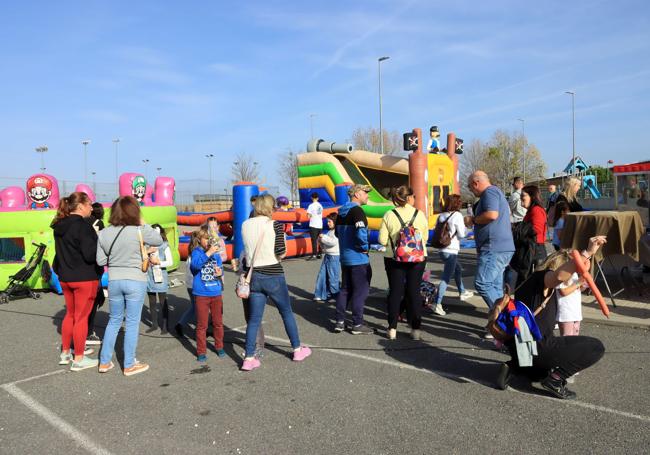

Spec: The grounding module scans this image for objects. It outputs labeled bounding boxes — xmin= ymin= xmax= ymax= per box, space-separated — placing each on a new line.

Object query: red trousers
xmin=61 ymin=280 xmax=99 ymax=353
xmin=195 ymin=295 xmax=224 ymax=355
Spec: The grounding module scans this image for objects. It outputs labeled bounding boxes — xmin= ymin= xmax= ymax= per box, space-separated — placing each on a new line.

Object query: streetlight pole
xmin=309 ymin=114 xmax=316 ymax=140
xmin=565 ymin=91 xmax=575 ymax=175
xmin=156 ymin=167 xmax=162 ymax=177
xmin=517 ymin=118 xmax=526 ymax=183
xmin=81 ymin=140 xmax=91 ymax=183
xmin=206 ymin=154 xmax=214 ymax=195
xmin=91 ymin=171 xmax=96 ymax=193
xmin=142 ymin=159 xmax=150 ymax=182
xmin=35 ymin=145 xmax=48 ymax=172
xmin=378 ymin=56 xmax=390 ymax=154
xmin=112 ymin=138 xmax=120 ymax=191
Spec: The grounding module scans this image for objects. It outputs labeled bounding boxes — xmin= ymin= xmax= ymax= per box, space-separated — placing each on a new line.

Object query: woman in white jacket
xmin=433 ymin=195 xmax=474 ymax=315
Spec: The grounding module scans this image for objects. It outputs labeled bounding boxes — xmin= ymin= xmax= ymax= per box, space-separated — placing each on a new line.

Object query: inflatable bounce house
xmin=0 ymin=173 xmax=179 ymax=297
xmin=177 ymin=126 xmax=463 ymax=261
xmin=299 ymin=127 xmax=461 ymax=231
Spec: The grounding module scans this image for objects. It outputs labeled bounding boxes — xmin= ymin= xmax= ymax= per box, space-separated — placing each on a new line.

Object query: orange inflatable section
xmin=179 ymin=237 xmax=314 ymax=261
xmin=178 ymin=208 xmax=338 ymax=226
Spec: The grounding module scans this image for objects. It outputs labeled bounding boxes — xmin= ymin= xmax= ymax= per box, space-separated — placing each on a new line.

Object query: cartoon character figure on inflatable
xmin=27 ymin=175 xmax=55 ymax=209
xmin=132 ymin=176 xmax=147 ymax=204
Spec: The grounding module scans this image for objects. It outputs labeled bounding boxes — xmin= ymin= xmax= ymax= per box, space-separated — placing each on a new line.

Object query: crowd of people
xmin=50 ymin=172 xmax=603 ymax=399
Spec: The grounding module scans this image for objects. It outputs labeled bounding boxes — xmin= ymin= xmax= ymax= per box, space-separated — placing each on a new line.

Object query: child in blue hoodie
xmin=190 ymin=225 xmax=225 ymax=361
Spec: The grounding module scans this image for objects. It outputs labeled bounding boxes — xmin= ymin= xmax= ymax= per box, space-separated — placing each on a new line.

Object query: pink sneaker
xmin=241 ymin=358 xmax=261 ymax=371
xmin=292 ymin=346 xmax=312 ymax=362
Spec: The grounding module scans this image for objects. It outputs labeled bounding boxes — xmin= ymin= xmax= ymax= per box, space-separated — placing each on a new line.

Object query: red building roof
xmin=613 ymin=161 xmax=650 ymax=174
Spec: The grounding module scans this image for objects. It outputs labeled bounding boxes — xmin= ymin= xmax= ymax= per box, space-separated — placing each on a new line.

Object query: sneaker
xmin=145 ymin=326 xmax=158 ymax=334
xmin=174 ymin=323 xmax=184 ymax=338
xmin=98 ymin=361 xmax=115 ymax=373
xmin=387 ymin=328 xmax=397 ymax=340
xmin=70 ymin=356 xmax=99 ymax=372
xmin=216 ymin=349 xmax=226 ymax=358
xmin=241 ymin=358 xmax=261 ymax=371
xmin=197 ymin=354 xmax=207 ymax=362
xmin=86 ymin=333 xmax=102 ymax=345
xmin=433 ymin=304 xmax=446 ymax=316
xmin=350 ymin=324 xmax=374 ymax=335
xmin=124 ymin=362 xmax=150 ymax=377
xmin=540 ymin=374 xmax=577 ymax=400
xmin=71 ymin=347 xmax=94 ymax=356
xmin=293 ymin=346 xmax=312 ymax=362
xmin=459 ymin=290 xmax=474 ymax=301
xmin=410 ymin=329 xmax=421 ymax=341
xmin=496 ymin=363 xmax=512 ymax=390
xmin=59 ymin=351 xmax=72 ymax=365
xmin=306 ymin=256 xmax=315 ymax=261
xmin=333 ymin=321 xmax=345 ymax=333
xmin=316 ymin=254 xmax=322 ymax=259
xmin=313 ymin=297 xmax=324 ymax=303
xmin=483 ymin=331 xmax=494 ymax=340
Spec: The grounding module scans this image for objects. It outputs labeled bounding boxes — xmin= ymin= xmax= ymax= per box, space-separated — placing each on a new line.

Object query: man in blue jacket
xmin=334 ymin=184 xmax=373 ymax=334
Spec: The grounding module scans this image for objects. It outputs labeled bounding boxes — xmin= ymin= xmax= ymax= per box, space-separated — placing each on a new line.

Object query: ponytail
xmin=50 ymin=192 xmax=90 ymax=227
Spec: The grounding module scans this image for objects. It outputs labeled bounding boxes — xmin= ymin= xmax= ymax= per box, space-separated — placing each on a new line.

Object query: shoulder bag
xmin=235 ymin=222 xmax=268 ymax=299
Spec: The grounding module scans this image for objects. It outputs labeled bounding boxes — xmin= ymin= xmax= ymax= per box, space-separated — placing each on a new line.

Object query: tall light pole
xmin=565 ymin=91 xmax=575 ymax=175
xmin=81 ymin=140 xmax=91 ymax=183
xmin=517 ymin=118 xmax=526 ymax=183
xmin=35 ymin=145 xmax=48 ymax=172
xmin=206 ymin=154 xmax=214 ymax=195
xmin=142 ymin=159 xmax=150 ymax=182
xmin=378 ymin=56 xmax=390 ymax=154
xmin=112 ymin=138 xmax=120 ymax=190
xmin=309 ymin=114 xmax=316 ymax=140
xmin=156 ymin=167 xmax=162 ymax=177
xmin=91 ymin=171 xmax=96 ymax=193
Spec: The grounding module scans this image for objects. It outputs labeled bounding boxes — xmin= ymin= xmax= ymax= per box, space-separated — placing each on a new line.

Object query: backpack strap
xmin=407 ymin=209 xmax=419 ymax=227
xmin=391 ymin=209 xmax=406 ymax=229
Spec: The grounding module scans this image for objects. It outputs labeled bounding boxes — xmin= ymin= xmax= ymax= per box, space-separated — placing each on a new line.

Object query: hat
xmin=348 ymin=184 xmax=372 ymax=197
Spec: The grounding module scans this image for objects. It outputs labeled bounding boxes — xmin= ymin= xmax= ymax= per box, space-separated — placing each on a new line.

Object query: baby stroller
xmin=0 ymin=242 xmax=47 ymax=304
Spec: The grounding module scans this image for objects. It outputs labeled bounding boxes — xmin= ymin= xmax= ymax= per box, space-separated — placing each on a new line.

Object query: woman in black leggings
xmin=495 ymin=236 xmax=607 ymax=400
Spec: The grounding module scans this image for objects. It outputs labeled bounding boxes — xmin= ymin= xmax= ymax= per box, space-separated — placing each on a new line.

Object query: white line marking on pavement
xmin=1 ymin=369 xmax=66 ymax=387
xmin=238 ymin=330 xmax=650 ymax=424
xmin=1 ymin=383 xmax=114 ymax=455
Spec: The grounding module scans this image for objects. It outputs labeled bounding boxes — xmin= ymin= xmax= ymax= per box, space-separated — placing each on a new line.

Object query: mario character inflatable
xmin=26 ymin=175 xmax=53 ymax=209
xmin=132 ymin=176 xmax=147 ymax=204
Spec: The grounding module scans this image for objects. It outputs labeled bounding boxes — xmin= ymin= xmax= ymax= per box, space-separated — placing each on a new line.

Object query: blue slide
xmin=583 ymin=175 xmax=601 ymax=199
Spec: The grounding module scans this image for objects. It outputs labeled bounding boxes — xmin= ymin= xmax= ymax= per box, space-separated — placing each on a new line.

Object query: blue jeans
xmin=245 ymin=273 xmax=300 ymax=358
xmin=436 ymin=252 xmax=465 ymax=305
xmin=177 ymin=288 xmax=196 ymax=326
xmin=474 ymin=250 xmax=514 ymax=309
xmin=314 ymin=254 xmax=340 ymax=300
xmin=100 ymin=280 xmax=147 ymax=368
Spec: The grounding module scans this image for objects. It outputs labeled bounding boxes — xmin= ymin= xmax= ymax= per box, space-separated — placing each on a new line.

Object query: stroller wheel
xmin=33 ymin=293 xmax=41 ymax=300
xmin=0 ymin=294 xmax=8 ymax=304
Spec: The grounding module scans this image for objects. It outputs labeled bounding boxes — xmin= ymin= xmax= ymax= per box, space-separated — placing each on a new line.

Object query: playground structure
xmin=176 ymin=127 xmax=464 ymax=261
xmin=0 ymin=173 xmax=180 ymax=294
xmin=562 ymin=156 xmax=601 ymax=199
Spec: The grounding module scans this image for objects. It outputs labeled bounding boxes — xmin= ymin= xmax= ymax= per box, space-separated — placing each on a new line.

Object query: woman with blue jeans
xmin=96 ymin=196 xmax=162 ymax=376
xmin=313 ymin=213 xmax=340 ymax=302
xmin=434 ymin=195 xmax=474 ymax=315
xmin=240 ymin=194 xmax=311 ymax=371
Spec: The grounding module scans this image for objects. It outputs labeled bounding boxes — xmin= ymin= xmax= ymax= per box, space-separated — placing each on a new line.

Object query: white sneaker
xmin=387 ymin=328 xmax=397 ymax=340
xmin=433 ymin=304 xmax=446 ymax=316
xmin=483 ymin=331 xmax=494 ymax=340
xmin=410 ymin=329 xmax=421 ymax=341
xmin=459 ymin=290 xmax=474 ymax=301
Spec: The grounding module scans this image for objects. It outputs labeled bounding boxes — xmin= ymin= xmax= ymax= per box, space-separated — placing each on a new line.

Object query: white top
xmin=436 ymin=211 xmax=466 ymax=254
xmin=509 ymin=189 xmax=527 ymax=223
xmin=319 ymin=229 xmax=339 ymax=255
xmin=242 ymin=217 xmax=281 ymax=268
xmin=184 ymin=257 xmax=193 ymax=289
xmin=307 ymin=202 xmax=324 ymax=229
xmin=556 ymin=272 xmax=582 ymax=322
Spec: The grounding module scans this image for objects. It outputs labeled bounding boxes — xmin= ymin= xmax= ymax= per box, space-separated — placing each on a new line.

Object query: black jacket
xmin=52 ymin=215 xmax=102 ymax=282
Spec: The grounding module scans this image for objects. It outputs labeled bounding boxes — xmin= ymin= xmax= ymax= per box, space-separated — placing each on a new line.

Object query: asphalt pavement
xmin=1 ymin=250 xmax=649 ymax=454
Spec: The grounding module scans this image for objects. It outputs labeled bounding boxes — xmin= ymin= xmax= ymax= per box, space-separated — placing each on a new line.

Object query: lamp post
xmin=206 ymin=154 xmax=214 ymax=195
xmin=35 ymin=145 xmax=48 ymax=172
xmin=91 ymin=171 xmax=96 ymax=193
xmin=156 ymin=167 xmax=162 ymax=177
xmin=517 ymin=118 xmax=526 ymax=183
xmin=378 ymin=56 xmax=390 ymax=154
xmin=142 ymin=159 xmax=150 ymax=182
xmin=81 ymin=140 xmax=91 ymax=183
xmin=112 ymin=138 xmax=120 ymax=191
xmin=565 ymin=91 xmax=575 ymax=175
xmin=309 ymin=114 xmax=316 ymax=140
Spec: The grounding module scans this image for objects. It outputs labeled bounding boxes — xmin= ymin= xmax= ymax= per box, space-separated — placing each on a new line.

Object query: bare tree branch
xmin=278 ymin=149 xmax=300 ymax=203
xmin=231 ymin=152 xmax=260 ymax=183
xmin=349 ymin=126 xmax=404 ymax=155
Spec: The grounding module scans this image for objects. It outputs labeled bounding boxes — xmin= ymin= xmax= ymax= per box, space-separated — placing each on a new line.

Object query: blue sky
xmin=1 ymin=0 xmax=649 ymax=194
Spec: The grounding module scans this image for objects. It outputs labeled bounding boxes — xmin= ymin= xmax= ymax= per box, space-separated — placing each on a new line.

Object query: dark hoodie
xmin=52 ymin=214 xmax=101 ymax=282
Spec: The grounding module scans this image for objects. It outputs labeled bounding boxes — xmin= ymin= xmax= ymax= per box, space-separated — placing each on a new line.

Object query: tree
xmin=231 ymin=152 xmax=260 ymax=183
xmin=278 ymin=149 xmax=299 ymax=203
xmin=459 ymin=129 xmax=547 ymax=197
xmin=349 ymin=126 xmax=404 ymax=155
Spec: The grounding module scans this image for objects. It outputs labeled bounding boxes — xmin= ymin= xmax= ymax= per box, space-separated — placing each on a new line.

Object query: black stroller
xmin=0 ymin=242 xmax=47 ymax=304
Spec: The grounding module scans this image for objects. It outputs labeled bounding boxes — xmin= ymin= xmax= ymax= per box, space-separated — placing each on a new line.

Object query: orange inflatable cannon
xmin=571 ymin=250 xmax=609 ymax=318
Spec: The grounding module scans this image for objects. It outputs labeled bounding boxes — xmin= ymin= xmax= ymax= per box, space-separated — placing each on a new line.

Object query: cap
xmin=347 ymin=184 xmax=372 ymax=196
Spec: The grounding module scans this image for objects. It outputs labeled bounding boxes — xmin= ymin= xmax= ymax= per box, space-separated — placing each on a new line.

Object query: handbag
xmin=486 ymin=287 xmax=555 ymax=341
xmin=235 ymin=223 xmax=268 ymax=299
xmin=137 ymin=227 xmax=150 ymax=273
